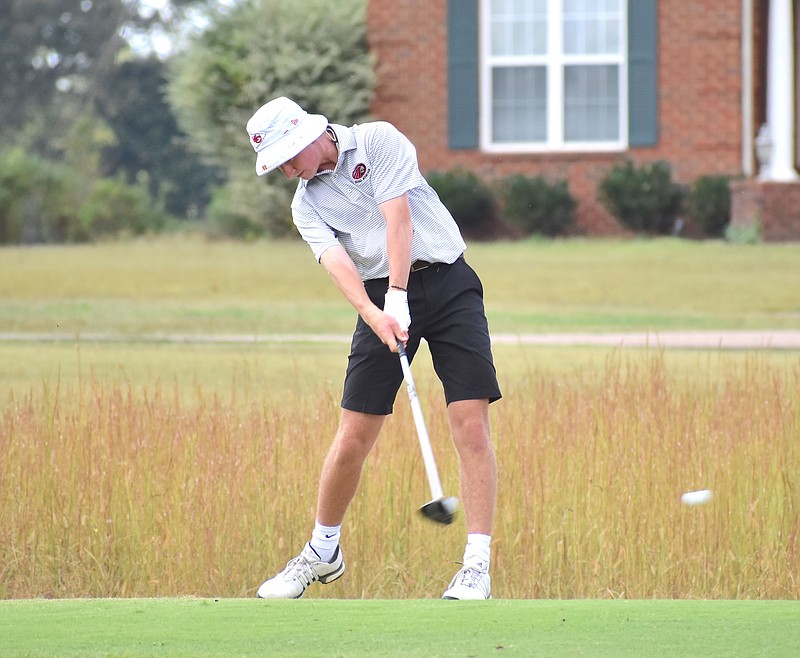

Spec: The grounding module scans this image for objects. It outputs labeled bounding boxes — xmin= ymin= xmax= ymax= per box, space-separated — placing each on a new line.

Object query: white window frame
xmin=479 ymin=0 xmax=629 ymax=153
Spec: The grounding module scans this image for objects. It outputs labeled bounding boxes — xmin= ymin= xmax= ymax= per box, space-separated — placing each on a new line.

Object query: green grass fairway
xmin=1 ymin=599 xmax=798 ymax=657
xmin=2 ymin=238 xmax=799 ymax=335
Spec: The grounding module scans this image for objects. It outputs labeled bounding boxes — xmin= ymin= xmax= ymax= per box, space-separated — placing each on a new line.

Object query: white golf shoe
xmin=442 ymin=562 xmax=491 ymax=600
xmin=256 ymin=543 xmax=345 ymax=599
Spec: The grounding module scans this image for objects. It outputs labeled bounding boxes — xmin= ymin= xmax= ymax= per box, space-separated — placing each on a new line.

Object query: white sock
xmin=310 ymin=521 xmax=341 ymax=562
xmin=463 ymin=533 xmax=491 ymax=569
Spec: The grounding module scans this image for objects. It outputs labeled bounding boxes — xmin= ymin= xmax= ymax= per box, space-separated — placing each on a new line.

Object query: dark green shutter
xmin=447 ymin=0 xmax=479 ymax=149
xmin=628 ymin=0 xmax=659 ymax=146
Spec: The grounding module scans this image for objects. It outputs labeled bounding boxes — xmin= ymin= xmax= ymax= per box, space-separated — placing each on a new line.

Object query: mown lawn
xmin=1 ymin=598 xmax=798 ymax=657
xmin=1 ymin=237 xmax=798 ymax=335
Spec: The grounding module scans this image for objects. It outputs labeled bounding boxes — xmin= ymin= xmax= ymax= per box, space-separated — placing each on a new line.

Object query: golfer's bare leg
xmin=447 ymin=399 xmax=496 ymax=535
xmin=256 ymin=409 xmax=382 ymax=599
xmin=315 ymin=409 xmax=385 ymax=526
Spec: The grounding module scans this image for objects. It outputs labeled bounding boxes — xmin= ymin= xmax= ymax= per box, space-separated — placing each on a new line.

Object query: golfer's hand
xmin=384 ymin=289 xmax=411 ymax=331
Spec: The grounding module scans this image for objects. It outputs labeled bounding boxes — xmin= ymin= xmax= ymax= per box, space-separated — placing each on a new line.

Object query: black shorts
xmin=341 ymin=256 xmax=502 ymax=415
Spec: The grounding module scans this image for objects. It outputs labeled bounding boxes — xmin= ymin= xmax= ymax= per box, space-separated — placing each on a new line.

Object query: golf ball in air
xmin=681 ymin=489 xmax=713 ymax=506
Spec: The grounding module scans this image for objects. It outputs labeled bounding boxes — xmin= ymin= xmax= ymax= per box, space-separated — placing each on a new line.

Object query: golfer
xmin=246 ymin=97 xmax=501 ymax=600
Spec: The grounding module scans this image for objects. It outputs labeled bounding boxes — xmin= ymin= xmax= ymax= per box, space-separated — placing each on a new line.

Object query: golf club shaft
xmin=397 ymin=343 xmax=445 ymax=501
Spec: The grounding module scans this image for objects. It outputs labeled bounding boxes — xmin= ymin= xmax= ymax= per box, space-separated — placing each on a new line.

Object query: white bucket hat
xmin=246 ymin=97 xmax=328 ymax=176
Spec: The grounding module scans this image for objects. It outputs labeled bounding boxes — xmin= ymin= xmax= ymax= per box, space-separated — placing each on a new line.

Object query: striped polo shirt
xmin=291 ymin=121 xmax=466 ymax=281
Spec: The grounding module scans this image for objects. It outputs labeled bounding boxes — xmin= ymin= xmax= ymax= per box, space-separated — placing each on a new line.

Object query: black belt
xmin=410 ymin=255 xmax=464 ymax=273
xmin=410 ymin=260 xmax=433 ymax=272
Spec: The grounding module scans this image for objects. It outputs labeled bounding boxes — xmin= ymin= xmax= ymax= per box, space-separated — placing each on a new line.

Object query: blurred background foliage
xmin=0 ymin=0 xmax=374 ymax=243
xmin=0 ymin=0 xmax=734 ymax=244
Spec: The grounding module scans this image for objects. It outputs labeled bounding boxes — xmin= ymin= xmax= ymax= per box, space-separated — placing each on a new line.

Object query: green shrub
xmin=76 ymin=178 xmax=166 ymax=241
xmin=205 ymin=186 xmax=260 ymax=241
xmin=426 ymin=168 xmax=498 ymax=239
xmin=597 ymin=160 xmax=685 ymax=235
xmin=0 ymin=148 xmax=37 ymax=243
xmin=206 ymin=175 xmax=295 ymax=240
xmin=501 ymin=175 xmax=576 ymax=237
xmin=686 ymin=175 xmax=732 ymax=237
xmin=725 ymin=218 xmax=761 ymax=244
xmin=0 ymin=148 xmax=171 ymax=244
xmin=33 ymin=163 xmax=86 ymax=243
xmin=0 ymin=148 xmax=84 ymax=243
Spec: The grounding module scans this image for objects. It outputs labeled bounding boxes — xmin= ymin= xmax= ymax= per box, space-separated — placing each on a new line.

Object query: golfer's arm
xmin=319 ymin=245 xmax=379 ymax=320
xmin=379 ymin=193 xmax=412 ymax=291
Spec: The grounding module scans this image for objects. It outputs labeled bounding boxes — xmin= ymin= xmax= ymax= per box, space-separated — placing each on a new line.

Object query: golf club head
xmin=419 ymin=496 xmax=459 ymax=525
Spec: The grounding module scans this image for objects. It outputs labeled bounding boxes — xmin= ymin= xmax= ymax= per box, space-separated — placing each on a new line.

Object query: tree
xmin=0 ymin=0 xmax=132 ymax=147
xmin=166 ymin=0 xmax=374 ymax=236
xmin=97 ymin=57 xmax=223 ymax=218
xmin=0 ymin=0 xmax=210 ymax=145
xmin=1 ymin=0 xmax=225 ymax=225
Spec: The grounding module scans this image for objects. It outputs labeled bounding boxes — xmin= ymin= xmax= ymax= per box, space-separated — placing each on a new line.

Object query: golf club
xmin=397 ymin=341 xmax=459 ymax=525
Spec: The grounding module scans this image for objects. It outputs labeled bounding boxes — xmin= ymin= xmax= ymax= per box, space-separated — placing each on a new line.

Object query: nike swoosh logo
xmin=324 ymin=534 xmax=336 ymax=539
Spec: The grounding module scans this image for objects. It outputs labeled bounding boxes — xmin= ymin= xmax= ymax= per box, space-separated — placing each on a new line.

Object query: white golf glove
xmin=384 ymin=289 xmax=411 ymax=330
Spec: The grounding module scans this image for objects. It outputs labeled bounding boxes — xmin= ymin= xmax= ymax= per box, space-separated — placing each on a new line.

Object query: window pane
xmin=564 ymin=64 xmax=619 ymax=141
xmin=492 ymin=66 xmax=547 ymax=142
xmin=490 ymin=0 xmax=548 ymax=56
xmin=563 ymin=0 xmax=622 ymax=55
xmin=485 ymin=0 xmax=626 ymax=147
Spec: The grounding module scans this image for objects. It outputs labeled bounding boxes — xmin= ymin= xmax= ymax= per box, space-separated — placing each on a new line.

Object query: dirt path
xmin=491 ymin=330 xmax=800 ymax=349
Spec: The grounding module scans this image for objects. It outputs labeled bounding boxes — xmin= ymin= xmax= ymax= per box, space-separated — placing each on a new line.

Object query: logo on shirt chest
xmin=351 ymin=163 xmax=369 ymax=183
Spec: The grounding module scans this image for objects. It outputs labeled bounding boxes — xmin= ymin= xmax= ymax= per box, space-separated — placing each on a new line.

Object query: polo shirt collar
xmin=300 ymin=124 xmax=356 ymax=188
xmin=330 ymin=123 xmax=356 ymax=159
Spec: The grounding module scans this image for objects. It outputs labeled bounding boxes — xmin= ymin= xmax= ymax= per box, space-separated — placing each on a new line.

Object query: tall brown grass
xmin=494 ymin=353 xmax=799 ymax=599
xmin=1 ymin=352 xmax=798 ymax=599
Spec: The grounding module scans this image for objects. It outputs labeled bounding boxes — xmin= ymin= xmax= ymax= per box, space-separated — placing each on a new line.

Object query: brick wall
xmin=731 ymin=180 xmax=800 ymax=241
xmin=367 ymin=0 xmax=751 ymax=235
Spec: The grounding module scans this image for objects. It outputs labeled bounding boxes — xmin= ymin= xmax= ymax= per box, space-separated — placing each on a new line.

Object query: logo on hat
xmin=252 ymin=133 xmax=264 ymax=145
xmin=352 ymin=163 xmax=368 ymax=182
